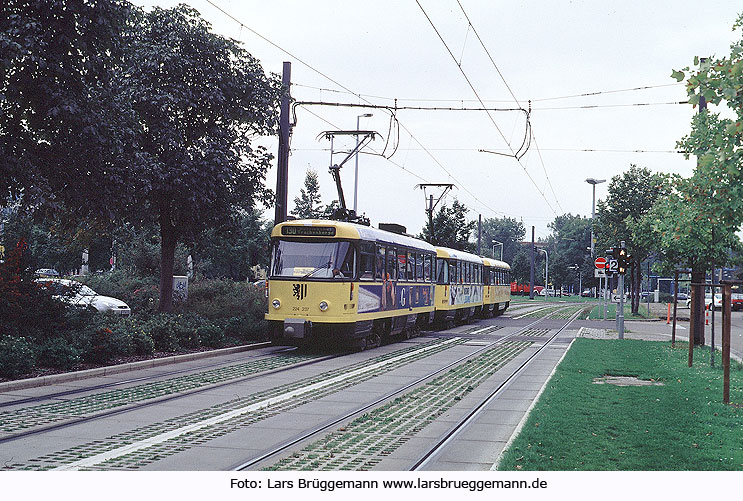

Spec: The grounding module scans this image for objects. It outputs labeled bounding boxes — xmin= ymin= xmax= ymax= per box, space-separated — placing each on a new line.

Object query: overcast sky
xmin=133 ymin=0 xmax=742 ymax=241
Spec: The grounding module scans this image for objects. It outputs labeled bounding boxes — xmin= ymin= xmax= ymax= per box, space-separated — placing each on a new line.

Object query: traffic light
xmin=615 ymin=248 xmax=631 ymax=274
xmin=605 ymin=246 xmax=630 ymax=275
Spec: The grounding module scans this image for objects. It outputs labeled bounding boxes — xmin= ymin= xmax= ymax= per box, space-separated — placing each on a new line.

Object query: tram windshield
xmin=271 ymin=240 xmax=356 ymax=279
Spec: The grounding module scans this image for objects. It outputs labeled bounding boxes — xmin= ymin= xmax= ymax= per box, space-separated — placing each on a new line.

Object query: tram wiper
xmin=302 ymin=260 xmax=332 ymax=279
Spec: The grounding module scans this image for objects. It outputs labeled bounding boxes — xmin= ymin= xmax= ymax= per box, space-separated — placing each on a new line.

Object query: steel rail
xmin=230 ymin=311 xmax=568 ymax=471
xmin=0 ymin=351 xmax=342 ymax=445
xmin=0 ymin=343 xmax=289 ymax=408
xmin=409 ymin=307 xmax=583 ymax=470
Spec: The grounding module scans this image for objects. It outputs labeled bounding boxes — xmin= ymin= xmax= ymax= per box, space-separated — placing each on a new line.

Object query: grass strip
xmin=498 ymin=338 xmax=743 ymax=470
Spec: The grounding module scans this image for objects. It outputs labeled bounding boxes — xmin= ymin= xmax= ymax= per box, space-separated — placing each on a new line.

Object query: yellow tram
xmin=482 ymin=257 xmax=512 ymax=316
xmin=266 ymin=220 xmax=437 ymax=349
xmin=433 ymin=246 xmax=485 ymax=324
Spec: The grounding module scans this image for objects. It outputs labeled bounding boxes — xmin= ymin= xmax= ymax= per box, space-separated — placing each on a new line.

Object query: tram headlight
xmin=319 ymin=300 xmax=329 ymax=312
xmin=272 ymin=299 xmax=281 ymax=309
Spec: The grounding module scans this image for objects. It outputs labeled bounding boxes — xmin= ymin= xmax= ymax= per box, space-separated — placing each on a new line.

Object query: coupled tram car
xmin=265 ymin=219 xmax=511 ymax=350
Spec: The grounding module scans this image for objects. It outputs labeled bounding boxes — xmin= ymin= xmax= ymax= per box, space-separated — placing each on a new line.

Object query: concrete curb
xmin=0 ymin=342 xmax=270 ymax=393
xmin=491 ymin=330 xmax=577 ymax=470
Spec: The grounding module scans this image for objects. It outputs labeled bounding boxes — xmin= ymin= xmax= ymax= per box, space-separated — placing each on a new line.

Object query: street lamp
xmin=353 ymin=113 xmax=373 ymax=214
xmin=585 ymin=178 xmax=605 ymax=257
xmin=539 ymin=248 xmax=548 ymax=291
xmin=492 ymin=240 xmax=503 ymax=261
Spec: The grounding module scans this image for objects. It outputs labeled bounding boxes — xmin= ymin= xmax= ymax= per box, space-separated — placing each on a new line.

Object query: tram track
xmin=409 ymin=307 xmax=583 ymax=470
xmin=0 ymin=343 xmax=289 ymax=408
xmin=235 ymin=306 xmax=579 ymax=471
xmin=3 ymin=305 xmax=579 ymax=470
xmin=0 ymin=349 xmax=340 ymax=443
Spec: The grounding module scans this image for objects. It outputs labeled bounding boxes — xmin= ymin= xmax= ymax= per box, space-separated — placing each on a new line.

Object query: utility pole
xmin=529 ymin=226 xmax=535 ymax=299
xmin=477 ymin=214 xmax=482 ymax=255
xmin=417 ymin=184 xmax=454 ymax=244
xmin=274 ymin=61 xmax=291 ymax=226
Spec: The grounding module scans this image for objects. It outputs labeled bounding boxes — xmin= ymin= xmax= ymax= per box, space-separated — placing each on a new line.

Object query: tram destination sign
xmin=282 ymin=226 xmax=336 ymax=237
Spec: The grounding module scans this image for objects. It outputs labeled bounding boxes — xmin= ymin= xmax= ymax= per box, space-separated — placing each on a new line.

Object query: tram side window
xmin=416 ymin=253 xmax=424 ymax=281
xmin=387 ymin=247 xmax=397 ymax=280
xmin=424 ymin=255 xmax=432 ymax=282
xmin=406 ymin=251 xmax=414 ymax=281
xmin=398 ymin=250 xmax=408 ymax=281
xmin=376 ymin=245 xmax=386 ymax=280
xmin=477 ymin=265 xmax=482 ymax=285
xmin=437 ymin=258 xmax=448 ymax=284
xmin=335 ymin=244 xmax=356 ymax=279
xmin=359 ymin=242 xmax=375 ymax=281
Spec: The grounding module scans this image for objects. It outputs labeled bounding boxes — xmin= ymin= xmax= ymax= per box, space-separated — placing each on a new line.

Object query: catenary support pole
xmin=274 ymin=62 xmax=291 ymax=225
xmin=529 ymin=226 xmax=535 ymax=299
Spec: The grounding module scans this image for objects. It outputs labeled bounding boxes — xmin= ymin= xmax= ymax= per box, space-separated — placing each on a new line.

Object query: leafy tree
xmin=114 ymin=5 xmax=281 ymax=311
xmin=0 ymin=0 xmax=133 ymax=210
xmin=291 ymin=169 xmax=324 ymax=219
xmin=192 ymin=209 xmax=272 ymax=280
xmin=419 ymin=199 xmax=476 ymax=251
xmin=595 ymin=165 xmax=670 ymax=313
xmin=480 ymin=217 xmax=525 ymax=262
xmin=666 ymin=17 xmax=743 ymax=342
xmin=544 ymin=214 xmax=592 ymax=291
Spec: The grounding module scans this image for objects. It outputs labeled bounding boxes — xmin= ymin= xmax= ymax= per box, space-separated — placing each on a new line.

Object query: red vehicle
xmin=510 ymin=282 xmax=544 ymax=296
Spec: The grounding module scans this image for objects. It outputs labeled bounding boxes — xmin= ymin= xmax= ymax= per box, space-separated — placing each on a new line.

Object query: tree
xmin=116 ymin=5 xmax=281 ymax=311
xmin=0 ymin=0 xmax=132 ymax=209
xmin=480 ymin=217 xmax=525 ymax=262
xmin=545 ymin=214 xmax=592 ymax=292
xmin=419 ymin=199 xmax=476 ymax=251
xmin=193 ymin=209 xmax=272 ymax=280
xmin=595 ymin=165 xmax=670 ymax=313
xmin=291 ymin=169 xmax=324 ymax=219
xmin=666 ymin=17 xmax=743 ymax=342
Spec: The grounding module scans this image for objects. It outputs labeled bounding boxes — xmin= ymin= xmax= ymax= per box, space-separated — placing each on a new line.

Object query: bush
xmin=143 ymin=313 xmax=205 ymax=352
xmin=37 ymin=337 xmax=82 ymax=370
xmin=184 ymin=279 xmax=266 ymax=320
xmin=145 ymin=315 xmax=180 ymax=352
xmin=0 ymin=335 xmax=36 ymax=378
xmin=197 ymin=323 xmax=225 ymax=348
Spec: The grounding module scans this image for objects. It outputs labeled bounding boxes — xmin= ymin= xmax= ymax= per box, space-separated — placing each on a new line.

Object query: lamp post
xmin=353 ymin=113 xmax=373 ymax=214
xmin=492 ymin=240 xmax=503 ymax=261
xmin=585 ymin=178 xmax=605 ymax=257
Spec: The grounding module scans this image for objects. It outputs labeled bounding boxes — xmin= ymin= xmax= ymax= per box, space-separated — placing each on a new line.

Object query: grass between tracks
xmin=498 ymin=338 xmax=743 ymax=470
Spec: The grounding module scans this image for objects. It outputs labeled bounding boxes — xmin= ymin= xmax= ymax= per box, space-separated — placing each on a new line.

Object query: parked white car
xmin=35 ymin=278 xmax=131 ymax=316
xmin=685 ymin=293 xmax=723 ymax=310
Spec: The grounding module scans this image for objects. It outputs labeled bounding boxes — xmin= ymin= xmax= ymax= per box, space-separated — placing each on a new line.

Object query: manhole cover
xmin=593 ymin=375 xmax=664 ymax=386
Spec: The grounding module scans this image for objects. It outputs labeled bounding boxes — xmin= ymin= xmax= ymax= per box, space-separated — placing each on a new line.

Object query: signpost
xmin=595 ymin=257 xmax=607 ymax=319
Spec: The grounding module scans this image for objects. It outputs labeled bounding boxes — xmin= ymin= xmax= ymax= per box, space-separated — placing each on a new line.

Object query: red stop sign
xmin=594 ymin=257 xmax=607 ymax=269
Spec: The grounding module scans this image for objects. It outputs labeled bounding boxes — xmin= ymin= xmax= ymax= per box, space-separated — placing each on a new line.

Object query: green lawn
xmin=498 ymin=339 xmax=743 ymax=470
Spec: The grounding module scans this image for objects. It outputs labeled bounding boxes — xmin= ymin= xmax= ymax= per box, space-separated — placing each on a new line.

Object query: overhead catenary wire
xmin=454 ymin=0 xmax=565 ymax=215
xmin=205 ymin=0 xmax=511 ymax=222
xmin=416 ymin=0 xmax=558 ymax=217
xmin=292 ymin=81 xmax=686 ymax=105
